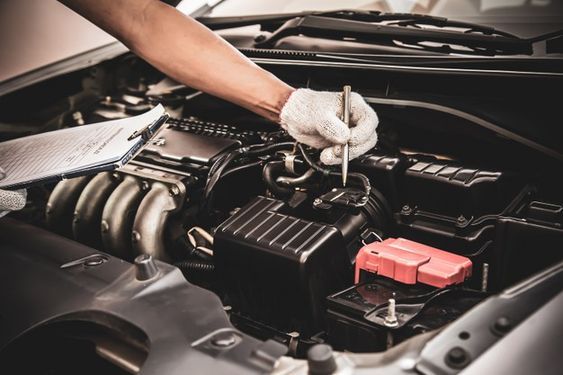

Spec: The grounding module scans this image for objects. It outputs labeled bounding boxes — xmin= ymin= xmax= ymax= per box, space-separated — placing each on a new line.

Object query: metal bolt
xmin=481 ymin=263 xmax=489 ymax=292
xmin=401 ymin=205 xmax=412 ymax=215
xmin=445 ymin=347 xmax=470 ymax=369
xmin=169 ymin=185 xmax=180 ymax=196
xmin=384 ymin=298 xmax=399 ymax=327
xmin=101 ymin=220 xmax=109 ymax=233
xmin=313 ymin=198 xmax=323 ymax=206
xmin=141 ymin=181 xmax=150 ymax=191
xmin=288 ymin=331 xmax=300 ymax=356
xmin=134 ymin=254 xmax=158 ymax=281
xmin=211 ymin=332 xmax=238 ymax=348
xmin=492 ymin=316 xmax=512 ymax=336
xmin=131 ymin=231 xmax=141 ymax=243
xmin=457 ymin=215 xmax=468 ymax=225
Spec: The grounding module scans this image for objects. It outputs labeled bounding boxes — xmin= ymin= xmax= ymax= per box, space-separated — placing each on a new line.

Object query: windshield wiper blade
xmin=199 ymin=10 xmax=531 ymax=56
xmin=199 ymin=9 xmax=517 ymax=38
xmin=255 ymin=16 xmax=531 ymax=55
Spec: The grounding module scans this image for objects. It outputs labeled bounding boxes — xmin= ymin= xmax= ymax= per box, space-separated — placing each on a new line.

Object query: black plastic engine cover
xmin=402 ymin=159 xmax=520 ymax=219
xmin=214 ymin=196 xmax=354 ymax=334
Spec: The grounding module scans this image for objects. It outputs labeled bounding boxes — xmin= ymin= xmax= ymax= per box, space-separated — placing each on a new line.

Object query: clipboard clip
xmin=128 ymin=113 xmax=170 ymax=142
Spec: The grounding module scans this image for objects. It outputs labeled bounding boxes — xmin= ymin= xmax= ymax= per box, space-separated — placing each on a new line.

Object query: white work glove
xmin=280 ymin=88 xmax=378 ymax=165
xmin=0 ymin=188 xmax=27 ymax=218
xmin=0 ymin=167 xmax=27 ymax=217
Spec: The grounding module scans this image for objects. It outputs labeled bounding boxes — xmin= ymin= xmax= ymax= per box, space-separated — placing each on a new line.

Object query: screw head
xmin=169 ymin=185 xmax=180 ymax=196
xmin=313 ymin=198 xmax=323 ymax=206
xmin=457 ymin=215 xmax=468 ymax=225
xmin=288 ymin=331 xmax=300 ymax=338
xmin=211 ymin=332 xmax=238 ymax=348
xmin=445 ymin=347 xmax=470 ymax=369
xmin=401 ymin=205 xmax=412 ymax=215
xmin=491 ymin=316 xmax=512 ymax=336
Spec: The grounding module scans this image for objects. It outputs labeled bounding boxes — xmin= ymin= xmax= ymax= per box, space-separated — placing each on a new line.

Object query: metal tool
xmin=341 ymin=85 xmax=351 ymax=187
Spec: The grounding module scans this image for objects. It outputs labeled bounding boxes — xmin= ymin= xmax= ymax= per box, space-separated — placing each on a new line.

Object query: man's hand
xmin=59 ymin=1 xmax=378 ymax=163
xmin=0 ymin=188 xmax=27 ymax=218
xmin=280 ymin=89 xmax=379 ymax=165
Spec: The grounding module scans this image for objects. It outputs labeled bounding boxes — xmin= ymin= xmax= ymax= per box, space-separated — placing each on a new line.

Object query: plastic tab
xmin=355 ymin=238 xmax=472 ymax=288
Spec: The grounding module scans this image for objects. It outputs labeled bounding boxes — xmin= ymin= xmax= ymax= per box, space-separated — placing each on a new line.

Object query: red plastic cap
xmin=355 ymin=238 xmax=472 ymax=288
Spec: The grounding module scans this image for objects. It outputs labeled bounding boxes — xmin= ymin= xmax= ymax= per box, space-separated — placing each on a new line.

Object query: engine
xmin=6 ymin=55 xmax=563 ymax=358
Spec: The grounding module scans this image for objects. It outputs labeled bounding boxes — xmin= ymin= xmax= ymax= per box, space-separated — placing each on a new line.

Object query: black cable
xmin=297 ymin=143 xmax=371 ymax=196
xmin=221 ymin=160 xmax=265 ymax=179
xmin=204 ymin=148 xmax=244 ymax=198
xmin=204 ymin=142 xmax=294 ymax=199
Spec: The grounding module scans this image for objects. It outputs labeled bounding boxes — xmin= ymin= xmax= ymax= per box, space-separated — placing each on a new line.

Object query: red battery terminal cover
xmin=355 ymin=238 xmax=472 ymax=288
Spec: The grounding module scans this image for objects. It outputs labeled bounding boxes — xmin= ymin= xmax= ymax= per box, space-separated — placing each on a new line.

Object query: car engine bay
xmin=1 ymin=51 xmax=562 ymax=374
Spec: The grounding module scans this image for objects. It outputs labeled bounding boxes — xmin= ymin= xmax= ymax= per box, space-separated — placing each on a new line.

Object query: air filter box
xmin=214 ymin=196 xmax=359 ymax=333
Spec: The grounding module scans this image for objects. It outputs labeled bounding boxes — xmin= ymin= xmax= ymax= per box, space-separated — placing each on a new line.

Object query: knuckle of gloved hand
xmin=349 ymin=120 xmax=377 ymax=146
xmin=320 ymin=148 xmax=340 ymax=165
xmin=0 ymin=189 xmax=26 ymax=211
xmin=319 ymin=118 xmax=349 ymax=144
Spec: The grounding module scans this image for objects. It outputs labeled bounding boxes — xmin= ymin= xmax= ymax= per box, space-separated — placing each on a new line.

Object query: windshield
xmin=208 ymin=0 xmax=563 ymax=37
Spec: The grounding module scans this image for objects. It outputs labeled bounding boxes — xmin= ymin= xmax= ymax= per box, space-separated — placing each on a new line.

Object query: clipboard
xmin=0 ymin=104 xmax=169 ymax=190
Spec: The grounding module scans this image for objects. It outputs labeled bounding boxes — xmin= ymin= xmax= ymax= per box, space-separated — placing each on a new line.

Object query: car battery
xmin=326 ymin=278 xmax=484 ymax=352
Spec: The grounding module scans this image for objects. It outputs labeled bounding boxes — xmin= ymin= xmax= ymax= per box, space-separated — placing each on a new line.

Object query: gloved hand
xmin=0 ymin=167 xmax=27 ymax=217
xmin=280 ymin=88 xmax=378 ymax=165
xmin=0 ymin=188 xmax=27 ymax=218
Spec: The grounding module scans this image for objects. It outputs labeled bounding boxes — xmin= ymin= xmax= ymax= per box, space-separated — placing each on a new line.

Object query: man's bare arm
xmin=60 ymin=0 xmax=294 ymax=121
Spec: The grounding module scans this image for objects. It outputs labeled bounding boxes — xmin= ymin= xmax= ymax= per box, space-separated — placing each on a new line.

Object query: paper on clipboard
xmin=0 ymin=104 xmax=167 ymax=189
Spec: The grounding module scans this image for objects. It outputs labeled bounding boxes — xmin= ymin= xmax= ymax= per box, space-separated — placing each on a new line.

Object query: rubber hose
xmin=262 ymin=161 xmax=294 ymax=198
xmin=175 ymin=260 xmax=215 ymax=273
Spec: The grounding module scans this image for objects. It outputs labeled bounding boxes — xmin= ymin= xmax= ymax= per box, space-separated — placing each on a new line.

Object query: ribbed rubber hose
xmin=174 ymin=260 xmax=215 ymax=273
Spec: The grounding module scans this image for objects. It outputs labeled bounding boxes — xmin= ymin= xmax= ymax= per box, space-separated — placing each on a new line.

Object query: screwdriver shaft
xmin=341 ymin=85 xmax=351 ymax=187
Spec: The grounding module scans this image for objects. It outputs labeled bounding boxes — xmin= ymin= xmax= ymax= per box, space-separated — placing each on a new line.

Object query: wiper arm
xmin=199 ymin=9 xmax=517 ymax=38
xmin=199 ymin=10 xmax=531 ymax=56
xmin=257 ymin=16 xmax=531 ymax=55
